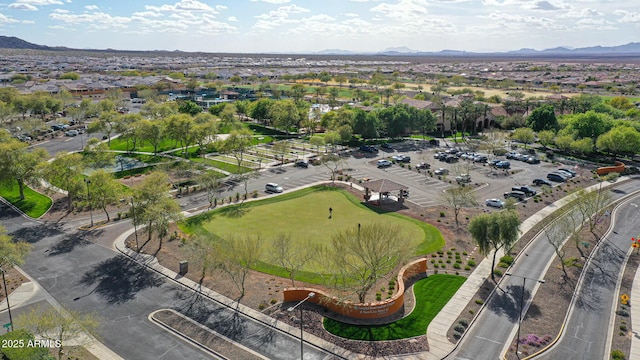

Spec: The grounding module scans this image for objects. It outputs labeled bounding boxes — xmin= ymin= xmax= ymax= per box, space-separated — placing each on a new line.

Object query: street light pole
xmin=505 ymin=273 xmax=545 ymax=359
xmin=0 ymin=267 xmax=14 ymax=332
xmin=84 ymin=179 xmax=93 ymax=227
xmin=287 ymin=292 xmax=315 ymax=360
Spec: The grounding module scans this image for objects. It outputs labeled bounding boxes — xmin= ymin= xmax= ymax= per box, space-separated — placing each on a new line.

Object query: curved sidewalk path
xmin=425 ymin=177 xmax=626 ymax=360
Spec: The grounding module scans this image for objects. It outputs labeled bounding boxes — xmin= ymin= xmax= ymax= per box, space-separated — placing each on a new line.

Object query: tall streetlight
xmin=84 ymin=179 xmax=94 ymax=228
xmin=0 ymin=266 xmax=13 ymax=332
xmin=505 ymin=273 xmax=545 ymax=359
xmin=287 ymin=292 xmax=315 ymax=360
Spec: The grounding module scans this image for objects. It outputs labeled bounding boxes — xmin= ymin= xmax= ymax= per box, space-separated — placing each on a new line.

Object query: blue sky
xmin=0 ymin=0 xmax=638 ymax=53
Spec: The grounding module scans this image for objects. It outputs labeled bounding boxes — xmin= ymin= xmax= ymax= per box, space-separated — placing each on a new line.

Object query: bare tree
xmin=321 ymin=153 xmax=345 ymax=185
xmin=271 ymin=233 xmax=315 ymax=286
xmin=16 ymin=305 xmax=100 ymax=360
xmin=272 ymin=141 xmax=291 ymax=168
xmin=218 ymin=235 xmax=263 ymax=300
xmin=323 ymin=223 xmax=409 ymax=303
xmin=544 ymin=218 xmax=573 ymax=280
xmin=441 ymin=186 xmax=478 ymax=228
xmin=183 ymin=233 xmax=219 ymax=289
xmin=575 ymin=186 xmax=612 ymax=241
xmin=197 ymin=171 xmax=222 ymax=208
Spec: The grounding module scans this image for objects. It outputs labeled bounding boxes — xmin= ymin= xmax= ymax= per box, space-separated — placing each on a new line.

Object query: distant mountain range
xmin=2 ymin=35 xmax=640 ymax=57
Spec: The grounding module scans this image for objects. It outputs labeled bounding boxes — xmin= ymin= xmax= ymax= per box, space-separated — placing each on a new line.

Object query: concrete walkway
xmin=112 ymin=177 xmax=624 ymax=360
xmin=424 ymin=177 xmax=625 ymax=359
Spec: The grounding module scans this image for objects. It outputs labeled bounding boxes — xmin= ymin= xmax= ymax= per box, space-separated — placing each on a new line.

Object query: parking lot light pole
xmin=505 ymin=273 xmax=545 ymax=359
xmin=84 ymin=179 xmax=93 ymax=227
xmin=288 ymin=292 xmax=315 ymax=360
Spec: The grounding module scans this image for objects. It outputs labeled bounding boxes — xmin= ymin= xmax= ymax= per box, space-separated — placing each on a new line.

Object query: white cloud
xmin=132 ymin=11 xmax=163 ymax=18
xmin=615 ymin=10 xmax=640 ymax=23
xmin=85 ymin=5 xmax=99 ymax=11
xmin=49 ymin=11 xmax=132 ymax=28
xmin=0 ymin=13 xmax=20 ymax=24
xmin=250 ymin=0 xmax=291 ymax=3
xmin=575 ymin=18 xmax=616 ymax=30
xmin=13 ymin=0 xmax=63 ymax=4
xmin=370 ymin=0 xmax=429 ymax=20
xmin=146 ymin=0 xmax=216 ymax=13
xmin=228 ymin=16 xmax=238 ymax=22
xmin=8 ymin=3 xmax=38 ymax=10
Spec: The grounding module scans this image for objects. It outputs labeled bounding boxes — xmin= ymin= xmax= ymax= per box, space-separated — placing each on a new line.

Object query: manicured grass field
xmin=182 ymin=186 xmax=445 ymax=278
xmin=109 ymin=137 xmax=180 ymax=153
xmin=323 ymin=274 xmax=466 ymax=340
xmin=0 ymin=182 xmax=52 ymax=218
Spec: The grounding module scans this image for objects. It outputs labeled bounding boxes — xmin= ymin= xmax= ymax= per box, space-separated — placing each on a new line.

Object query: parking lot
xmin=344 ymin=140 xmax=584 ymax=210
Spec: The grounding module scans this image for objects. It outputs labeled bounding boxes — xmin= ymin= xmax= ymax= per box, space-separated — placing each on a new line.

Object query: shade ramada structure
xmin=362 ymin=178 xmax=408 ymax=204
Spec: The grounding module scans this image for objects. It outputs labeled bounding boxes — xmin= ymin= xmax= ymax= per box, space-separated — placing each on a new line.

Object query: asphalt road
xmin=1 ymin=202 xmax=334 ymax=360
xmin=449 ymin=179 xmax=640 ymax=360
xmin=537 ymin=192 xmax=640 ymax=360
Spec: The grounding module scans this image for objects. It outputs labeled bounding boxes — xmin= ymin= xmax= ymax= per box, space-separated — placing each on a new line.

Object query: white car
xmin=486 ymin=198 xmax=505 ymax=208
xmin=455 ymin=174 xmax=471 ymax=183
xmin=377 ymin=159 xmax=392 ymax=168
xmin=434 ymin=168 xmax=449 ymax=175
xmin=265 ymin=183 xmax=283 ymax=193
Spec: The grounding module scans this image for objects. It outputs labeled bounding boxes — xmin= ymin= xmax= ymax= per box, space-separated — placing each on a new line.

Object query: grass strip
xmin=0 ymin=182 xmax=52 ymax=218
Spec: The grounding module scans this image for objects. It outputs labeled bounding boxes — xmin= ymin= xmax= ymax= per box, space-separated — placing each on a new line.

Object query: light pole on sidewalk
xmin=506 ymin=273 xmax=545 ymax=359
xmin=84 ymin=179 xmax=93 ymax=228
xmin=287 ymin=292 xmax=315 ymax=360
xmin=0 ymin=266 xmax=14 ymax=332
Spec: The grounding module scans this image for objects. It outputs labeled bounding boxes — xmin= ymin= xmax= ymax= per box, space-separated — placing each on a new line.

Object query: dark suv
xmin=504 ymin=191 xmax=526 ymax=201
xmin=512 ymin=186 xmax=536 ymax=196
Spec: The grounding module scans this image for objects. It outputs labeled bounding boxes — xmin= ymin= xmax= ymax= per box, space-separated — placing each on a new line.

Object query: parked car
xmin=512 ymin=186 xmax=537 ymax=196
xmin=434 ymin=152 xmax=445 ymax=159
xmin=377 ymin=159 xmax=392 ymax=168
xmin=455 ymin=174 xmax=471 ymax=184
xmin=64 ymin=130 xmax=79 ymax=137
xmin=486 ymin=198 xmax=506 ymax=208
xmin=392 ymin=154 xmax=411 ymax=163
xmin=526 ymin=156 xmax=541 ymax=164
xmin=434 ymin=168 xmax=449 ymax=175
xmin=533 ymin=178 xmax=552 ymax=186
xmin=51 ymin=124 xmax=65 ymax=131
xmin=16 ymin=134 xmax=32 ymax=142
xmin=445 ymin=155 xmax=458 ymax=163
xmin=557 ymin=168 xmax=577 ymax=177
xmin=381 ymin=143 xmax=392 ymax=149
xmin=506 ymin=152 xmax=518 ymax=159
xmin=265 ymin=183 xmax=284 ymax=193
xmin=416 ymin=162 xmax=430 ymax=170
xmin=504 ymin=191 xmax=526 ymax=201
xmin=294 ymin=159 xmax=309 ymax=168
xmin=496 ymin=161 xmax=511 ymax=169
xmin=556 ymin=169 xmax=574 ymax=178
xmin=359 ymin=145 xmax=378 ymax=153
xmin=547 ymin=173 xmax=568 ymax=182
xmin=473 ymin=155 xmax=488 ymax=163
xmin=489 ymin=159 xmax=501 ymax=166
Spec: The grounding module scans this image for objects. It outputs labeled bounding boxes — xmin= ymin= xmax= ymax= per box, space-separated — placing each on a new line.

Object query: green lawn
xmin=182 ymin=186 xmax=444 ymax=278
xmin=191 ymin=157 xmax=253 ymax=174
xmin=109 ymin=137 xmax=180 ymax=153
xmin=0 ymin=182 xmax=52 ymax=218
xmin=323 ymin=274 xmax=466 ymax=340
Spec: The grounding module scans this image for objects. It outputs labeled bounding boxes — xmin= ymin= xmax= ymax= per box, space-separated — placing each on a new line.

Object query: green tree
xmin=132 ymin=171 xmax=183 ymax=249
xmin=183 ymin=233 xmax=219 ymax=288
xmin=88 ymin=110 xmax=119 ymax=146
xmin=269 ymin=99 xmax=300 ymax=132
xmin=468 ymin=210 xmax=521 ymax=283
xmin=596 ymin=126 xmax=640 ymax=159
xmin=309 ymin=135 xmax=325 ymax=154
xmin=83 ymin=138 xmax=115 ymax=169
xmin=0 ymin=225 xmax=31 ymax=269
xmin=166 ymin=114 xmax=196 ymax=158
xmin=527 ymin=104 xmax=558 ymax=132
xmin=567 ymin=110 xmax=613 ymax=140
xmin=537 ymin=130 xmax=556 ymax=149
xmin=272 ymin=141 xmax=290 ymax=168
xmin=570 ymin=137 xmax=593 ymax=155
xmin=178 ymin=100 xmax=202 ymax=116
xmin=0 ymin=139 xmax=48 ymax=200
xmin=196 ymin=171 xmax=222 ymax=209
xmin=41 ymin=152 xmax=85 ymax=211
xmin=321 ymin=153 xmax=345 ymax=185
xmin=87 ymin=170 xmax=122 ymax=222
xmin=511 ymin=127 xmax=535 ymax=149
xmin=554 ymin=134 xmax=574 ymax=152
xmin=221 ymin=128 xmax=253 ymax=174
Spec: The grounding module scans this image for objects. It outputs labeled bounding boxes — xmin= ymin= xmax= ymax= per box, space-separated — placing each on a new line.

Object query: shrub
xmin=458 ymin=319 xmax=469 ymax=327
xmin=611 ymin=350 xmax=625 ymax=360
xmin=467 ymin=259 xmax=476 ymax=267
xmin=270 ymin=298 xmax=277 ymax=304
xmin=498 ymin=262 xmax=509 ymax=268
xmin=258 ymin=303 xmax=266 ymax=310
xmin=431 ymin=259 xmax=436 ymax=264
xmin=453 ymin=263 xmax=461 ymax=269
xmin=620 ymin=324 xmax=628 ymax=332
xmin=376 ymin=292 xmax=382 ymax=301
xmin=465 ymin=265 xmax=471 ymax=271
xmin=475 ymin=299 xmax=484 ymax=305
xmin=453 ymin=331 xmax=462 ymax=340
xmin=440 ymin=211 xmax=446 ymax=217
xmin=500 ymin=255 xmax=514 ymax=265
xmin=447 ymin=250 xmax=453 ymax=255
xmin=454 ymin=325 xmax=465 ymax=333
xmin=493 ymin=269 xmax=503 ymax=277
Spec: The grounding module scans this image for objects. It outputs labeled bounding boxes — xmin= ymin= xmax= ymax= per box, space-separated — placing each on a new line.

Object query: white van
xmin=265 ymin=183 xmax=283 ymax=193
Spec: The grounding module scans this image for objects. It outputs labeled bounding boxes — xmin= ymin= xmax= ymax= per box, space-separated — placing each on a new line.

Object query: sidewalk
xmin=424 ymin=176 xmax=626 ymax=359
xmin=0 ymin=278 xmax=123 ymax=360
xmin=113 ymin=177 xmax=624 ymax=360
xmin=113 ymin=229 xmax=356 ymax=359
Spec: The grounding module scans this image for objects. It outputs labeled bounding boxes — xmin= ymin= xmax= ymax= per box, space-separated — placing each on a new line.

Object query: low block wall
xmin=283 ymin=258 xmax=427 ymax=320
xmin=596 ymin=161 xmax=625 ymax=175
